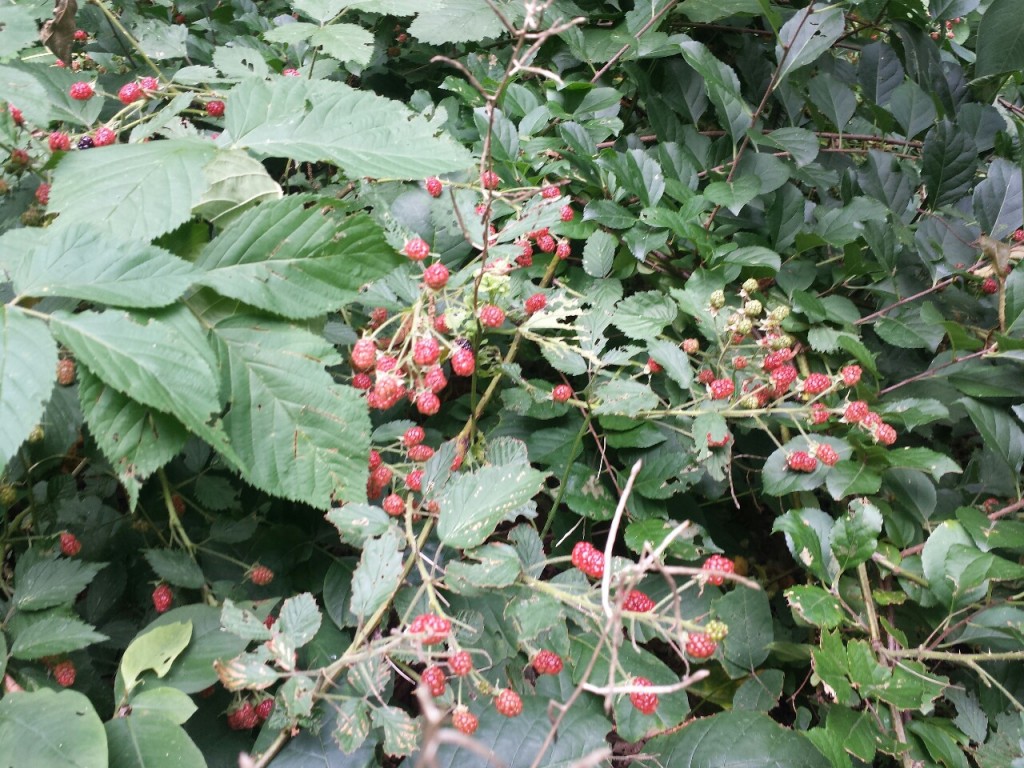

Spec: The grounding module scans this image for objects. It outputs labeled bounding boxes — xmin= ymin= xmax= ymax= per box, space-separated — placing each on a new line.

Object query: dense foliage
xmin=1 ymin=0 xmax=1024 ymax=766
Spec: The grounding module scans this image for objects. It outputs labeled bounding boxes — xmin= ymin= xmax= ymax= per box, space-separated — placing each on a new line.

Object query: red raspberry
xmin=708 ymin=378 xmax=734 ymax=400
xmin=403 ymin=426 xmax=426 ymax=447
xmin=35 ymin=184 xmax=50 ymax=205
xmin=518 ymin=239 xmax=534 ymax=260
xmin=516 ymin=251 xmax=534 ymax=269
xmin=537 ymin=233 xmax=556 ymax=253
xmin=227 ymin=702 xmax=258 ymax=730
xmin=1013 ymin=228 xmax=1024 ymax=243
xmin=172 ymin=494 xmax=185 ymax=516
xmin=844 ymin=401 xmax=870 ymax=423
xmin=525 ymin=293 xmax=547 ymax=314
xmin=786 ymin=451 xmax=818 ymax=473
xmin=57 ymin=358 xmax=76 ymax=385
xmin=494 ymin=688 xmax=522 ymax=717
xmin=60 ymin=531 xmax=81 ymax=557
xmin=376 ymin=355 xmax=398 ymax=373
xmin=118 ymin=82 xmax=143 ymax=104
xmin=404 ymin=237 xmax=430 ymax=261
xmin=448 ymin=650 xmax=473 ymax=676
xmin=451 ymin=349 xmax=475 ymax=376
xmin=531 ymin=650 xmax=563 ymax=676
xmin=571 ymin=541 xmax=604 ymax=578
xmin=408 ymin=444 xmax=435 ymax=462
xmin=368 ymin=463 xmax=392 ymax=496
xmin=369 ymin=449 xmax=383 ymax=470
xmin=771 ymin=365 xmax=798 ymax=392
xmin=152 ymin=583 xmax=173 ymax=613
xmin=8 ymin=105 xmax=22 ymax=126
xmin=815 ymin=444 xmax=839 ymax=466
xmin=874 ymin=423 xmax=897 ymax=446
xmin=555 ymin=239 xmax=571 ymax=259
xmin=479 ymin=304 xmax=505 ymax=328
xmin=421 ymin=665 xmax=447 ymax=697
xmin=623 ymin=590 xmax=655 ymax=612
xmin=802 ymin=373 xmax=831 ymax=395
xmin=206 ymin=100 xmax=225 ymax=117
xmin=405 ymin=469 xmax=423 ymax=492
xmin=413 ymin=337 xmax=440 ymax=366
xmin=452 ymin=706 xmax=478 ymax=734
xmin=841 ymin=365 xmax=862 ymax=387
xmin=255 ymin=698 xmax=274 ymax=722
xmin=69 ymin=82 xmax=94 ymax=100
xmin=686 ymin=633 xmax=717 ymax=659
xmin=424 ymin=365 xmax=447 ymax=393
xmin=433 ymin=314 xmax=449 ymax=333
xmin=282 ymin=68 xmax=300 ymax=76
xmin=53 ymin=660 xmax=76 ymax=687
xmin=982 ymin=278 xmax=998 ymax=295
xmin=861 ymin=412 xmax=882 ymax=430
xmin=408 ymin=613 xmax=451 ymax=645
xmin=481 ymin=170 xmax=500 ymax=190
xmin=541 ymin=185 xmax=559 ymax=198
xmin=49 ymin=131 xmax=71 ymax=151
xmin=762 ymin=349 xmax=793 ymax=371
xmin=352 ymin=372 xmax=372 ymax=389
xmin=415 ymin=390 xmax=440 ymax=415
xmin=139 ymin=76 xmax=159 ymax=91
xmin=423 ymin=263 xmax=449 ymax=290
xmin=552 ymin=384 xmax=573 ymax=403
xmin=248 ymin=565 xmax=274 ymax=586
xmin=697 ymin=369 xmax=714 ymax=385
xmin=702 ymin=554 xmax=734 ymax=586
xmin=351 ymin=339 xmax=376 ymax=370
xmin=383 ymin=493 xmax=404 ymax=516
xmin=559 ymin=205 xmax=574 ymax=222
xmin=93 ymin=126 xmax=116 ymax=146
xmin=73 ymin=29 xmax=87 ymax=41
xmin=810 ymin=403 xmax=830 ymax=424
xmin=629 ymin=677 xmax=658 ymax=715
xmin=732 ymin=355 xmax=748 ymax=369
xmin=425 ymin=177 xmax=442 ymax=197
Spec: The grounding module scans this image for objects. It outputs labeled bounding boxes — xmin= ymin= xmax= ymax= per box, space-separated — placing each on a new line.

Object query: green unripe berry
xmin=735 ymin=318 xmax=753 ymax=336
xmin=709 ymin=290 xmax=726 ymax=309
xmin=705 ymin=620 xmax=729 ymax=642
xmin=770 ymin=334 xmax=794 ymax=350
xmin=741 ymin=278 xmax=759 ymax=294
xmin=28 ymin=425 xmax=44 ymax=443
xmin=740 ymin=395 xmax=760 ymax=409
xmin=743 ymin=300 xmax=762 ymax=317
xmin=770 ymin=306 xmax=790 ymax=322
xmin=0 ymin=483 xmax=16 ymax=507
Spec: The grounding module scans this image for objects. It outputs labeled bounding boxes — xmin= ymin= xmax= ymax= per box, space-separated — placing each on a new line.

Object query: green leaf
xmin=785 ymin=585 xmax=846 ymax=629
xmin=210 ymin=314 xmax=370 ymax=508
xmin=733 ymin=669 xmax=785 ymax=712
xmin=582 ymin=229 xmax=616 ymax=278
xmin=973 ymin=158 xmax=1023 ymax=241
xmin=219 ymin=599 xmax=273 ymax=642
xmin=293 ymin=0 xmax=348 ymax=24
xmin=646 ymin=711 xmax=829 ymax=768
xmin=196 ymin=198 xmax=400 ymax=320
xmin=445 ymin=543 xmax=522 ymax=594
xmin=0 ymin=6 xmax=41 ymax=61
xmin=679 ymin=41 xmax=752 ymax=142
xmin=326 ymin=503 xmax=395 ymax=546
xmin=888 ymin=80 xmax=937 ymax=139
xmin=874 ymin=303 xmax=946 ymax=351
xmin=680 ymin=0 xmax=762 ymax=23
xmin=10 ymin=614 xmax=108 ymax=659
xmin=14 ymin=558 xmax=105 ymax=611
xmin=704 ymin=177 xmax=761 ymax=214
xmin=371 ymin=705 xmax=419 ymax=758
xmin=975 ymin=0 xmax=1024 ymax=76
xmin=350 ymin=528 xmax=405 ymax=622
xmin=611 ymin=291 xmax=678 ymax=340
xmin=120 ymin=621 xmax=194 ymax=696
xmin=437 ymin=464 xmax=548 ymax=548
xmin=0 ymin=305 xmax=56 ymax=475
xmin=48 ymin=139 xmax=217 ymax=241
xmin=127 ymin=687 xmax=198 ymax=726
xmin=583 ymin=200 xmax=636 ymax=229
xmin=646 ymin=339 xmax=692 ymax=388
xmin=883 ymin=447 xmax=961 ymax=481
xmin=715 ymin=587 xmax=773 ymax=678
xmin=0 ymin=690 xmax=107 ymax=768
xmin=921 ymin=121 xmax=978 ymax=209
xmin=310 ymin=24 xmax=375 ymax=65
xmin=407 ymin=0 xmax=520 ymax=44
xmin=592 ymin=379 xmax=659 ymax=416
xmin=960 ymin=397 xmax=1024 ymax=474
xmin=144 ymin=549 xmax=205 ymax=590
xmin=279 ymin=592 xmax=323 ymax=648
xmin=858 ymin=41 xmax=904 ymax=106
xmin=193 ymin=149 xmax=283 ymax=228
xmin=224 ymin=78 xmax=472 ymax=179
xmin=719 ymin=245 xmax=781 ymax=271
xmin=775 ymin=4 xmax=845 ymax=83
xmin=772 ymin=507 xmax=837 ymax=583
xmin=106 ymin=714 xmax=207 ymax=768
xmin=50 ymin=310 xmax=233 ymax=464
xmin=0 ymin=224 xmax=198 ymax=308
xmin=78 ymin=367 xmax=189 ymax=510
xmin=829 ymin=499 xmax=883 ymax=573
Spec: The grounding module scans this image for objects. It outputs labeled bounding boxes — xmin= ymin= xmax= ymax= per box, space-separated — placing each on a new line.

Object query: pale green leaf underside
xmin=224 ymin=78 xmax=472 ymax=179
xmin=438 ymin=464 xmax=548 ymax=548
xmin=194 ymin=148 xmax=283 ymax=228
xmin=10 ymin=615 xmax=108 ymax=660
xmin=407 ymin=0 xmax=521 ymax=44
xmin=0 ymin=306 xmax=57 ymax=475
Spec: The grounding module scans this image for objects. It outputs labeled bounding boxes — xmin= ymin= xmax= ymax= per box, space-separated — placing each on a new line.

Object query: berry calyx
xmin=57 ymin=359 xmax=76 ymax=386
xmin=60 ymin=531 xmax=81 ymax=557
xmin=152 ymin=583 xmax=173 ymax=613
xmin=686 ymin=632 xmax=718 ymax=659
xmin=701 ymin=554 xmax=734 ymax=586
xmin=786 ymin=451 xmax=818 ymax=473
xmin=629 ymin=677 xmax=658 ymax=715
xmin=478 ymin=304 xmax=505 ymax=328
xmin=494 ymin=688 xmax=522 ymax=717
xmin=531 ymin=650 xmax=563 ymax=676
xmin=623 ymin=590 xmax=655 ymax=613
xmin=448 ymin=650 xmax=473 ymax=677
xmin=408 ymin=613 xmax=451 ymax=645
xmin=206 ymin=100 xmax=225 ymax=117
xmin=571 ymin=541 xmax=604 ymax=578
xmin=423 ymin=262 xmax=449 ymax=290
xmin=248 ymin=565 xmax=274 ymax=586
xmin=708 ymin=378 xmax=735 ymax=400
xmin=53 ymin=660 xmax=76 ymax=687
xmin=552 ymin=384 xmax=573 ymax=403
xmin=452 ymin=706 xmax=478 ymax=735
xmin=404 ymin=238 xmax=430 ymax=261
xmin=421 ymin=665 xmax=447 ymax=697
xmin=69 ymin=82 xmax=94 ymax=100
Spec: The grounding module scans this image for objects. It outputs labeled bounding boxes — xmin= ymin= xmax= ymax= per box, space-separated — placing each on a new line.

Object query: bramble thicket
xmin=1 ymin=0 xmax=1024 ymax=766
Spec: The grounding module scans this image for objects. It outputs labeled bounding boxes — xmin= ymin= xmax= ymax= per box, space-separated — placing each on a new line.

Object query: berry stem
xmin=158 ymin=468 xmax=195 ymax=554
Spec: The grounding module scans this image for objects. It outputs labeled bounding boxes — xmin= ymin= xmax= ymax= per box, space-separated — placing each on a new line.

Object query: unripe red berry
xmin=448 ymin=650 xmax=473 ymax=676
xmin=450 ymin=349 xmax=475 ymax=376
xmin=708 ymin=378 xmax=734 ymax=400
xmin=452 ymin=706 xmax=478 ymax=734
xmin=421 ymin=665 xmax=446 ymax=696
xmin=494 ymin=688 xmax=522 ymax=717
xmin=408 ymin=613 xmax=451 ymax=645
xmin=702 ymin=554 xmax=734 ymax=586
xmin=551 ymin=384 xmax=572 ymax=403
xmin=629 ymin=677 xmax=658 ymax=714
xmin=423 ymin=263 xmax=449 ymax=290
xmin=60 ymin=531 xmax=81 ymax=557
xmin=404 ymin=238 xmax=430 ymax=261
xmin=383 ymin=493 xmax=404 ymax=516
xmin=786 ymin=451 xmax=818 ymax=473
xmin=53 ymin=660 xmax=76 ymax=687
xmin=152 ymin=583 xmax=173 ymax=613
xmin=425 ymin=177 xmax=442 ymax=197
xmin=416 ymin=391 xmax=440 ymax=415
xmin=118 ymin=82 xmax=143 ymax=104
xmin=525 ymin=293 xmax=546 ymax=314
xmin=49 ymin=132 xmax=71 ymax=151
xmin=686 ymin=632 xmax=717 ymax=659
xmin=478 ymin=304 xmax=505 ymax=328
xmin=481 ymin=170 xmax=500 ymax=190
xmin=559 ymin=205 xmax=574 ymax=222
xmin=206 ymin=100 xmax=225 ymax=117
xmin=541 ymin=185 xmax=559 ymax=198
xmin=248 ymin=565 xmax=274 ymax=586
xmin=69 ymin=82 xmax=94 ymax=100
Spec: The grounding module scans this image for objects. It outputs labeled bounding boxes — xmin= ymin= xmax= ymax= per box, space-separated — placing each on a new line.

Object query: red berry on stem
xmin=408 ymin=444 xmax=435 ymax=462
xmin=532 ymin=650 xmax=563 ymax=676
xmin=421 ymin=665 xmax=447 ymax=697
xmin=425 ymin=177 xmax=442 ymax=197
xmin=571 ymin=541 xmax=604 ymax=578
xmin=525 ymin=293 xmax=546 ymax=314
xmin=452 ymin=706 xmax=478 ymax=734
xmin=448 ymin=650 xmax=473 ymax=676
xmin=802 ymin=373 xmax=831 ymax=395
xmin=60 ymin=531 xmax=81 ymax=557
xmin=139 ymin=76 xmax=159 ymax=91
xmin=556 ymin=239 xmax=571 ymax=259
xmin=383 ymin=493 xmax=404 ymax=517
xmin=423 ymin=262 xmax=449 ymax=290
xmin=53 ymin=660 xmax=76 ymax=687
xmin=841 ymin=365 xmax=862 ymax=387
xmin=559 ymin=205 xmax=574 ymax=222
xmin=404 ymin=238 xmax=430 ymax=261
xmin=152 ymin=583 xmax=173 ymax=613
xmin=702 ymin=554 xmax=734 ymax=586
xmin=403 ymin=426 xmax=426 ymax=447
xmin=708 ymin=378 xmax=734 ymax=400
xmin=786 ymin=451 xmax=818 ymax=473
xmin=413 ymin=337 xmax=440 ymax=366
xmin=405 ymin=469 xmax=424 ymax=491
xmin=206 ymin=100 xmax=225 ymax=117
xmin=478 ymin=304 xmax=505 ymax=328
xmin=93 ymin=126 xmax=116 ymax=146
xmin=408 ymin=613 xmax=451 ymax=645
xmin=69 ymin=82 xmax=94 ymax=100
xmin=255 ymin=698 xmax=274 ymax=722
xmin=249 ymin=565 xmax=274 ymax=586
xmin=541 ymin=185 xmax=559 ymax=199
xmin=686 ymin=633 xmax=717 ymax=659
xmin=416 ymin=391 xmax=441 ymax=415
xmin=815 ymin=444 xmax=839 ymax=466
xmin=494 ymin=688 xmax=522 ymax=717
xmin=552 ymin=384 xmax=572 ymax=403
xmin=623 ymin=590 xmax=655 ymax=613
xmin=451 ymin=349 xmax=475 ymax=376
xmin=629 ymin=677 xmax=658 ymax=715
xmin=481 ymin=170 xmax=500 ymax=190
xmin=57 ymin=358 xmax=76 ymax=385
xmin=118 ymin=82 xmax=143 ymax=104
xmin=844 ymin=401 xmax=870 ymax=423
xmin=49 ymin=132 xmax=71 ymax=151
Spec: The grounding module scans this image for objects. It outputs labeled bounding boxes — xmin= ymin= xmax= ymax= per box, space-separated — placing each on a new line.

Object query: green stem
xmin=88 ymin=0 xmax=165 ymax=80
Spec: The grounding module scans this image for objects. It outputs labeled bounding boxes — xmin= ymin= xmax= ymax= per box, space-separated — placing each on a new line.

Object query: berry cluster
xmin=227 ymin=698 xmax=274 ymax=730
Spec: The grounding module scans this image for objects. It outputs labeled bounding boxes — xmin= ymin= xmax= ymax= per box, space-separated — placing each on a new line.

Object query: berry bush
xmin=1 ymin=1 xmax=1024 ymax=767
